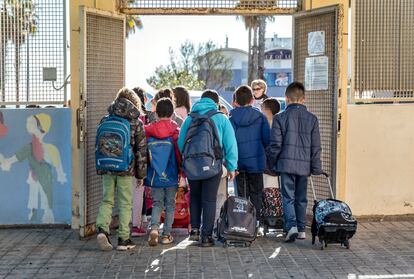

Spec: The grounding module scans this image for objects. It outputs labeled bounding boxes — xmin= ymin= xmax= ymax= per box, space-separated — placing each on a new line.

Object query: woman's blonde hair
xmin=251 ymin=79 xmax=267 ymax=93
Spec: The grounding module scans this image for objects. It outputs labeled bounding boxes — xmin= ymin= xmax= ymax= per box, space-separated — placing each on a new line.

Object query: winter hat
xmin=33 ymin=113 xmax=51 ymax=134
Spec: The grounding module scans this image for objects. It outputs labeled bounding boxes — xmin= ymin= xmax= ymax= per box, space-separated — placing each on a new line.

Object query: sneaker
xmin=142 ymin=215 xmax=148 ymax=223
xmin=131 ymin=226 xmax=147 ymax=237
xmin=285 ymin=226 xmax=298 ymax=242
xmin=297 ymin=232 xmax=306 ymax=240
xmin=117 ymin=238 xmax=136 ymax=251
xmin=161 ymin=234 xmax=174 ymax=245
xmin=148 ymin=229 xmax=159 ymax=246
xmin=97 ymin=228 xmax=113 ymax=251
xmin=189 ymin=228 xmax=200 ymax=241
xmin=200 ymin=236 xmax=214 ymax=247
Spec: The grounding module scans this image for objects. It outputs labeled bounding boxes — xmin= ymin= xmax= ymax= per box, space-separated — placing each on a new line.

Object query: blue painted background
xmin=0 ymin=108 xmax=72 ymax=225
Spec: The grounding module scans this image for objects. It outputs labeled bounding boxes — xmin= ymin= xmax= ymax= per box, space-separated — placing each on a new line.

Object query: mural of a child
xmin=0 ymin=113 xmax=67 ymax=223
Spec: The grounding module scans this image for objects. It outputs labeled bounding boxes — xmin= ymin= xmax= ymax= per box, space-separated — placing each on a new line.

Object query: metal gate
xmin=79 ymin=7 xmax=125 ymax=237
xmin=293 ymin=6 xmax=340 ymax=205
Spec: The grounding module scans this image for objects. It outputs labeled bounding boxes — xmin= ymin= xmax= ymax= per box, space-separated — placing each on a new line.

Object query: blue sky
xmin=125 ymin=15 xmax=292 ymax=91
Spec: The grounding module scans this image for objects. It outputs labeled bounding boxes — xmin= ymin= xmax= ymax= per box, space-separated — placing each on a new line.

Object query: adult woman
xmin=251 ymin=79 xmax=269 ymax=110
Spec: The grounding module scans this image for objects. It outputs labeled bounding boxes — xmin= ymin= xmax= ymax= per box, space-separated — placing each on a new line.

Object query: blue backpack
xmin=182 ymin=110 xmax=223 ymax=180
xmin=95 ymin=115 xmax=133 ymax=172
xmin=144 ymin=136 xmax=179 ymax=188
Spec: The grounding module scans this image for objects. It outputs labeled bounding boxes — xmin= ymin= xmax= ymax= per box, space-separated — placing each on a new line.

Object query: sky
xmin=125 ymin=15 xmax=292 ymax=91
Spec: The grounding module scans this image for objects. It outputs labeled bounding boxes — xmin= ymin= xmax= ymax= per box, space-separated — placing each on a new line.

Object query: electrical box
xmin=43 ymin=67 xmax=57 ymax=82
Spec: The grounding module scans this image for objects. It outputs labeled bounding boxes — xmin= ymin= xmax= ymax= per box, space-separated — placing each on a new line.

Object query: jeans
xmin=150 ymin=186 xmax=177 ymax=236
xmin=236 ymin=172 xmax=264 ymax=219
xmin=280 ymin=173 xmax=308 ymax=232
xmin=188 ymin=170 xmax=222 ymax=237
xmin=96 ymin=174 xmax=132 ymax=240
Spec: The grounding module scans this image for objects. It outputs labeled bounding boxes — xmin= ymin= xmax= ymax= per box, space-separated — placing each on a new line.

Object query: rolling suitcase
xmin=310 ymin=173 xmax=357 ymax=250
xmin=260 ymin=174 xmax=284 ymax=236
xmin=216 ymin=176 xmax=257 ymax=247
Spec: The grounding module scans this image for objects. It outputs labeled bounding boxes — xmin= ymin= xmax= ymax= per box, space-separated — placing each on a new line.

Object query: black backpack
xmin=216 ymin=195 xmax=257 ymax=247
xmin=182 ymin=110 xmax=223 ymax=180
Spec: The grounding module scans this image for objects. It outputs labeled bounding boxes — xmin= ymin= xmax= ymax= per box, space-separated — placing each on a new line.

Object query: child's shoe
xmin=131 ymin=226 xmax=147 ymax=237
xmin=161 ymin=234 xmax=174 ymax=245
xmin=97 ymin=228 xmax=113 ymax=251
xmin=148 ymin=229 xmax=159 ymax=246
xmin=189 ymin=228 xmax=200 ymax=241
xmin=117 ymin=238 xmax=136 ymax=251
xmin=285 ymin=226 xmax=298 ymax=242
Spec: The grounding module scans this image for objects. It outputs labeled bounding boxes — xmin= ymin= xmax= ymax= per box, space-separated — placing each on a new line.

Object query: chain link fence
xmin=0 ymin=0 xmax=66 ymax=107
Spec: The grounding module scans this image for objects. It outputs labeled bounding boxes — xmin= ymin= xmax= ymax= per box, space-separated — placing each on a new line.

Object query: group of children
xmin=95 ymin=79 xmax=322 ymax=251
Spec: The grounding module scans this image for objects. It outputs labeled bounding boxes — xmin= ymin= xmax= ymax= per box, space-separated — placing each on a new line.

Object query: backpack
xmin=95 ymin=115 xmax=133 ymax=172
xmin=144 ymin=136 xmax=179 ymax=188
xmin=182 ymin=110 xmax=223 ymax=180
xmin=216 ymin=196 xmax=257 ymax=245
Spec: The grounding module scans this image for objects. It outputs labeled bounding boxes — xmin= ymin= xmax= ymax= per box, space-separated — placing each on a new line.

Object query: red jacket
xmin=144 ymin=119 xmax=182 ymax=175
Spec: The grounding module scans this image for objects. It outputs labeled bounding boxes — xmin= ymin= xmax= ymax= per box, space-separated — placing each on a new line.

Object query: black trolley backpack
xmin=310 ymin=173 xmax=357 ymax=250
xmin=216 ymin=174 xmax=257 ymax=247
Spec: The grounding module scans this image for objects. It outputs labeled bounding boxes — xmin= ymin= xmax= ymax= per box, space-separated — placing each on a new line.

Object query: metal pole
xmin=26 ymin=35 xmax=29 ymax=103
xmin=63 ymin=0 xmax=67 ymax=105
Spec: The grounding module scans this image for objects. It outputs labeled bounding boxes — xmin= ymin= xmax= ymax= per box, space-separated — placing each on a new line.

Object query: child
xmin=145 ymin=98 xmax=181 ymax=246
xmin=151 ymin=88 xmax=184 ymax=127
xmin=95 ymin=87 xmax=147 ymax=251
xmin=229 ymin=85 xmax=270 ymax=222
xmin=261 ymin=98 xmax=281 ymax=127
xmin=266 ymin=82 xmax=322 ymax=242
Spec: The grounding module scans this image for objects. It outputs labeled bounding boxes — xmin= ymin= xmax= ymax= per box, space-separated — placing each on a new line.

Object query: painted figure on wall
xmin=0 ymin=113 xmax=67 ymax=223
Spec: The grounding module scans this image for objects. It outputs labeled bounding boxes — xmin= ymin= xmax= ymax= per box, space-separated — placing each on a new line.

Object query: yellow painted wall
xmin=345 ymin=104 xmax=414 ymax=216
xmin=69 ymin=0 xmax=118 ymax=229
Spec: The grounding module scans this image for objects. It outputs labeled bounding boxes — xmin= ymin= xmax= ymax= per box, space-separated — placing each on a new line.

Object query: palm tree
xmin=1 ymin=0 xmax=37 ymax=104
xmin=123 ymin=0 xmax=143 ymax=38
xmin=125 ymin=15 xmax=142 ymax=38
xmin=237 ymin=1 xmax=275 ymax=83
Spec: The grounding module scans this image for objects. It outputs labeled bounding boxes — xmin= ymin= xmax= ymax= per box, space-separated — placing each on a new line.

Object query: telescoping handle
xmin=309 ymin=172 xmax=334 ymax=201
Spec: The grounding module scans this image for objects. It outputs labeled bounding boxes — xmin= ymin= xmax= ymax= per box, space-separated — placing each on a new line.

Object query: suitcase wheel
xmin=343 ymin=239 xmax=350 ymax=249
xmin=320 ymin=240 xmax=327 ymax=250
xmin=245 ymin=242 xmax=251 ymax=248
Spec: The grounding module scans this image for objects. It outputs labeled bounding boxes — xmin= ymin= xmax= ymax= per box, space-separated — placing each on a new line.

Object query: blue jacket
xmin=229 ymin=106 xmax=270 ymax=173
xmin=267 ymin=103 xmax=322 ymax=176
xmin=178 ymin=98 xmax=238 ymax=171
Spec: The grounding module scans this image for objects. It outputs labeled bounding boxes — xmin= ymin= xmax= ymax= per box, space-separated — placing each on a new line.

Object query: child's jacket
xmin=229 ymin=106 xmax=270 ymax=173
xmin=267 ymin=103 xmax=322 ymax=176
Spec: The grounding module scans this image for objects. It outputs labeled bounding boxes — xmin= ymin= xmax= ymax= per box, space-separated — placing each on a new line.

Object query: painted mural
xmin=0 ymin=108 xmax=71 ymax=225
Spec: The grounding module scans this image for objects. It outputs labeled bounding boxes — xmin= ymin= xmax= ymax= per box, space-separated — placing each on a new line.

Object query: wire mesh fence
xmin=0 ymin=0 xmax=66 ymax=107
xmin=122 ymin=0 xmax=300 ymax=14
xmin=352 ymin=0 xmax=414 ymax=103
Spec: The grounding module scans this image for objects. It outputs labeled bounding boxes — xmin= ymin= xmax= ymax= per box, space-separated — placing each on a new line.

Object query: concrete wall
xmin=0 ymin=109 xmax=72 ymax=225
xmin=345 ymin=104 xmax=414 ymax=216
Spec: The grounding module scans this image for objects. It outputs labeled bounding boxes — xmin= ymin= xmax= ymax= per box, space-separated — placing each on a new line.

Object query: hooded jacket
xmin=144 ymin=119 xmax=182 ymax=175
xmin=229 ymin=106 xmax=270 ymax=173
xmin=266 ymin=103 xmax=322 ymax=176
xmin=177 ymin=98 xmax=238 ymax=172
xmin=97 ymin=97 xmax=147 ymax=179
